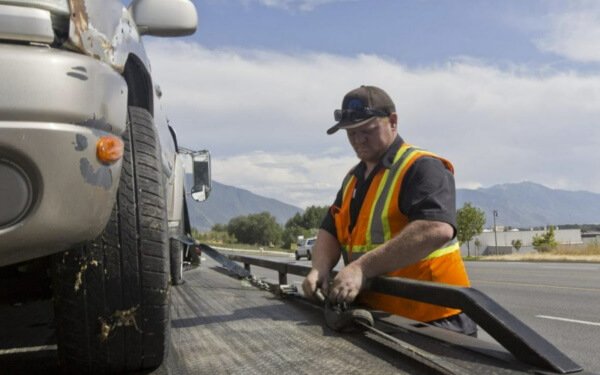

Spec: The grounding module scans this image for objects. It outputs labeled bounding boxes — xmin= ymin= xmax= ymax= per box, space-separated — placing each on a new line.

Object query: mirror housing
xmin=129 ymin=0 xmax=197 ymax=37
xmin=191 ymin=150 xmax=211 ymax=202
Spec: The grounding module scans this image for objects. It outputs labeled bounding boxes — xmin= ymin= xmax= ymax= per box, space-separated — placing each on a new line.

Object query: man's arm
xmin=302 ymin=229 xmax=342 ymax=299
xmin=328 ymin=219 xmax=453 ymax=304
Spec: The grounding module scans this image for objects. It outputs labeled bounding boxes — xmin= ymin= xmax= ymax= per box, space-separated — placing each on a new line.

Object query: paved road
xmin=236 ymin=253 xmax=600 ymax=374
xmin=466 ymin=261 xmax=600 ymax=374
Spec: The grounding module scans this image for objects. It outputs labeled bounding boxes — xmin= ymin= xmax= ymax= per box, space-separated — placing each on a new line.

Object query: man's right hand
xmin=301 ymin=229 xmax=341 ymax=300
xmin=302 ymin=268 xmax=328 ymax=300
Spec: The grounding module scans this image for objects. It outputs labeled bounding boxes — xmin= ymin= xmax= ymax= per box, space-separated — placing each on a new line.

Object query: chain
xmin=245 ymin=276 xmax=271 ymax=291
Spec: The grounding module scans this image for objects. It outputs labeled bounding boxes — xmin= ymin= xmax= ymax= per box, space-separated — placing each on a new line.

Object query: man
xmin=302 ymin=85 xmax=476 ymax=336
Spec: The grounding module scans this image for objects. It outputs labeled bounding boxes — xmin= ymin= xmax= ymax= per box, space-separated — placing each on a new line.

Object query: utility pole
xmin=493 ymin=210 xmax=498 ymax=255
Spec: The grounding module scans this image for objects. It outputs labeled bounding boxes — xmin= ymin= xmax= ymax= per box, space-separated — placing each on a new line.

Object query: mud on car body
xmin=0 ymin=0 xmax=209 ymax=372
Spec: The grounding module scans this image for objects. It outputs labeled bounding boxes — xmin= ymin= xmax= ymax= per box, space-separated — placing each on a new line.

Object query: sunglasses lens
xmin=349 ymin=111 xmax=367 ymax=121
xmin=334 ymin=109 xmax=342 ymax=121
xmin=335 ymin=108 xmax=385 ymax=122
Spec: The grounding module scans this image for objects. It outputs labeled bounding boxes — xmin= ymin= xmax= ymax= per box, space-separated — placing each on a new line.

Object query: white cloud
xmin=536 ymin=3 xmax=600 ymax=63
xmin=146 ymin=40 xmax=600 ymax=208
xmin=213 ymin=152 xmax=355 ymax=207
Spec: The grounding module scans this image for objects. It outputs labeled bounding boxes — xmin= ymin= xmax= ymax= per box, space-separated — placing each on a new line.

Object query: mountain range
xmin=187 ymin=179 xmax=600 ymax=232
xmin=456 ymin=181 xmax=600 ymax=228
xmin=186 ymin=180 xmax=302 ymax=232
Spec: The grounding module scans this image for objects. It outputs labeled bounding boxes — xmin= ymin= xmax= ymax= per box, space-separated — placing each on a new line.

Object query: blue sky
xmin=196 ymin=1 xmax=536 ymax=64
xmin=191 ymin=0 xmax=593 ymax=69
xmin=143 ymin=0 xmax=600 ymax=208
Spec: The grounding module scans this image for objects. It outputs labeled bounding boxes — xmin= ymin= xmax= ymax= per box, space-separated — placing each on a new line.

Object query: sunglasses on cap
xmin=334 ymin=107 xmax=389 ymax=122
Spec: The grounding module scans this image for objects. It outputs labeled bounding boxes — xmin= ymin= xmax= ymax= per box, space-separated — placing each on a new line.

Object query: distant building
xmin=460 ymin=228 xmax=582 ymax=256
xmin=481 ymin=246 xmax=513 ymax=256
xmin=582 ymin=232 xmax=600 ymax=245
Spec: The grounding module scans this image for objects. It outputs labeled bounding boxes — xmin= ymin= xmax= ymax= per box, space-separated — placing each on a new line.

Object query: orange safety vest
xmin=332 ymin=143 xmax=470 ymax=322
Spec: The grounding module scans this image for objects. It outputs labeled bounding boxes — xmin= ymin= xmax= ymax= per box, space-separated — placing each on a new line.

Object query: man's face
xmin=346 ymin=116 xmax=396 ymax=163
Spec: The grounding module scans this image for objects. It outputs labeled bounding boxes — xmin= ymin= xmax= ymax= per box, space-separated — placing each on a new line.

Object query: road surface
xmin=467 ymin=261 xmax=600 ymax=373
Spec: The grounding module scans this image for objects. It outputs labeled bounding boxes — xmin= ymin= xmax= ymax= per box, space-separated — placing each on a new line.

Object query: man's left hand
xmin=328 ymin=263 xmax=365 ymax=304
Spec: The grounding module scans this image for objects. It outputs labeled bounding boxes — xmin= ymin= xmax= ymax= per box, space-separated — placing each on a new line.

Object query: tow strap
xmin=197 ymin=244 xmax=271 ymax=290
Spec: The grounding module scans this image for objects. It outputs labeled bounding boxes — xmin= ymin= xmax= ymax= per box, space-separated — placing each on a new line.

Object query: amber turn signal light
xmin=96 ymin=135 xmax=124 ymax=165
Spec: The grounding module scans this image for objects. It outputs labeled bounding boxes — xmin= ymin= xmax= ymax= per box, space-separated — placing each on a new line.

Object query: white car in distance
xmin=296 ymin=237 xmax=316 ymax=260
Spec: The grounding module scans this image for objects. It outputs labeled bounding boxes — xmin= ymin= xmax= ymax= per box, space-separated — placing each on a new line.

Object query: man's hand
xmin=302 ymin=268 xmax=329 ymax=300
xmin=301 ymin=230 xmax=343 ymax=300
xmin=328 ymin=263 xmax=365 ymax=304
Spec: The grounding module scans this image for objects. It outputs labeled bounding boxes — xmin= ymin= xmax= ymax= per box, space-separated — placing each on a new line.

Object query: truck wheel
xmin=295 ymin=251 xmax=300 ymax=261
xmin=52 ymin=106 xmax=170 ymax=373
xmin=170 ymin=206 xmax=185 ymax=286
xmin=307 ymin=251 xmax=312 ymax=260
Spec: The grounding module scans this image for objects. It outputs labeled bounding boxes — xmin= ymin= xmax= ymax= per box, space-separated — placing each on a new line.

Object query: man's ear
xmin=389 ymin=113 xmax=398 ymax=130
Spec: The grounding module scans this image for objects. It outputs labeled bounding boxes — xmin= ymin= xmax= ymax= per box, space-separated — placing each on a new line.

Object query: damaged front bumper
xmin=0 ymin=43 xmax=128 ymax=266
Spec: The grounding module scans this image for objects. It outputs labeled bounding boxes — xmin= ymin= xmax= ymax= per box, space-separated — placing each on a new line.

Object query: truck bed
xmin=159 ymin=257 xmax=546 ymax=375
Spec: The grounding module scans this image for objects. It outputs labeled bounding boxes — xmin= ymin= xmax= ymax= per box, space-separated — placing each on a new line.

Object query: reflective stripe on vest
xmin=340 ymin=144 xmax=453 ymax=253
xmin=423 ymin=238 xmax=460 ymax=260
xmin=342 ymin=238 xmax=460 ymax=263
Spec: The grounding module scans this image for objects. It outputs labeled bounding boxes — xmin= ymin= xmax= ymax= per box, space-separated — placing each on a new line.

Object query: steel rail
xmin=219 ymin=249 xmax=582 ymax=374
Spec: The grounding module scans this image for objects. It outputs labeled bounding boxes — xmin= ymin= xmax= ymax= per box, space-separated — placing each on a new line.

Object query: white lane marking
xmin=0 ymin=345 xmax=57 ymax=355
xmin=473 ymin=262 xmax=599 ymax=271
xmin=540 ymin=265 xmax=599 ymax=270
xmin=471 ymin=279 xmax=600 ymax=292
xmin=536 ymin=315 xmax=600 ymax=327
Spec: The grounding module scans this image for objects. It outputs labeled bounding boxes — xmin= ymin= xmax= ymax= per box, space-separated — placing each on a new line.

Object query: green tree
xmin=474 ymin=238 xmax=482 ymax=257
xmin=211 ymin=223 xmax=227 ymax=232
xmin=285 ymin=212 xmax=303 ymax=229
xmin=300 ymin=206 xmax=329 ymax=229
xmin=281 ymin=205 xmax=328 ymax=249
xmin=532 ymin=226 xmax=558 ymax=253
xmin=227 ymin=212 xmax=282 ymax=246
xmin=285 ymin=206 xmax=328 ymax=231
xmin=281 ymin=224 xmax=312 ymax=249
xmin=196 ymin=226 xmax=237 ymax=244
xmin=511 ymin=239 xmax=522 ymax=252
xmin=456 ymin=202 xmax=486 ymax=257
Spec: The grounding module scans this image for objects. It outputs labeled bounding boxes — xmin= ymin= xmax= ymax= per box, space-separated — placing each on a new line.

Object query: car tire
xmin=170 ymin=236 xmax=184 ymax=285
xmin=307 ymin=251 xmax=311 ymax=261
xmin=295 ymin=251 xmax=300 ymax=260
xmin=170 ymin=200 xmax=185 ymax=286
xmin=52 ymin=106 xmax=170 ymax=373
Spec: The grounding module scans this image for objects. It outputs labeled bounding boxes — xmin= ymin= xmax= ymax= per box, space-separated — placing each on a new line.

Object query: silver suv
xmin=0 ymin=0 xmax=208 ymax=372
xmin=296 ymin=237 xmax=316 ymax=260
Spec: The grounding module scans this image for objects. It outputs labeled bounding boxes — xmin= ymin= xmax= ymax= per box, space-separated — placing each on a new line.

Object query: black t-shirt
xmin=321 ymin=136 xmax=457 ymax=238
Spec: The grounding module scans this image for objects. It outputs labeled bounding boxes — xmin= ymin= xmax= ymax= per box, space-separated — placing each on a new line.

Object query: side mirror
xmin=129 ymin=0 xmax=197 ymax=37
xmin=191 ymin=150 xmax=211 ymax=202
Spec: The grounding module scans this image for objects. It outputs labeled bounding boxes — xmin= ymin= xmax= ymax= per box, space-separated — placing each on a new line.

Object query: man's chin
xmin=355 ymin=150 xmax=375 ymax=162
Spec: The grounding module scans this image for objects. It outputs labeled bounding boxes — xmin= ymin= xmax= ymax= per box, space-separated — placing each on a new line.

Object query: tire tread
xmin=52 ymin=106 xmax=170 ymax=373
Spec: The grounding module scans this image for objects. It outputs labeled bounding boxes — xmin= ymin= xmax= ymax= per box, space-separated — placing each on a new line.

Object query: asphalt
xmin=466 ymin=261 xmax=600 ymax=374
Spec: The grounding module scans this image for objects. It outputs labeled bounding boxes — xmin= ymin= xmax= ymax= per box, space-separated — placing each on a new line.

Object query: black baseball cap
xmin=327 ymin=85 xmax=396 ymax=135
